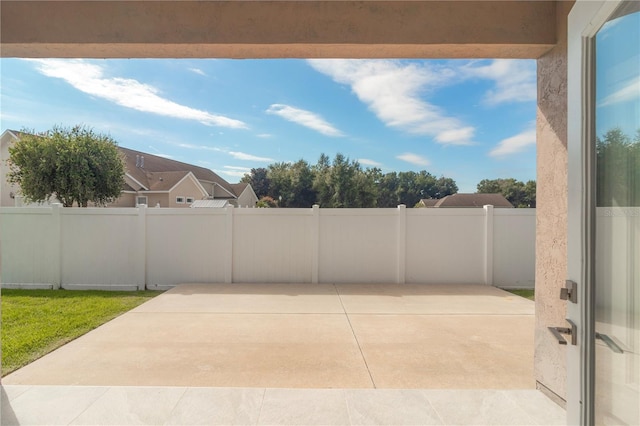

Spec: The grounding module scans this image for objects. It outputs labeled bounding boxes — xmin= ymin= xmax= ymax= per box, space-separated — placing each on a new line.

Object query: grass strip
xmin=1 ymin=289 xmax=161 ymax=376
xmin=505 ymin=289 xmax=535 ymax=301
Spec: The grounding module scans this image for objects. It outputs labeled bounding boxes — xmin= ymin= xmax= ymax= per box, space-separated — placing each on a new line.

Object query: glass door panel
xmin=594 ymin=3 xmax=640 ymax=424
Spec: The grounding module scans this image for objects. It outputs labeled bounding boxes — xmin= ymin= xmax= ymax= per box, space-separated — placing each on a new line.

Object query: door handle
xmin=548 ymin=319 xmax=577 ymax=345
xmin=595 ymin=332 xmax=624 ymax=353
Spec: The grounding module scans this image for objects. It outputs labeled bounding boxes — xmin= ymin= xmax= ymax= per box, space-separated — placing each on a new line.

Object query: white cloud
xmin=463 ymin=59 xmax=536 ymax=105
xmin=189 ymin=68 xmax=206 ymax=76
xmin=307 ymin=59 xmax=474 ymax=145
xmin=597 ymin=75 xmax=640 ymax=107
xmin=490 ymin=127 xmax=536 ymax=157
xmin=256 ymin=133 xmax=273 ymax=138
xmin=178 ymin=143 xmax=222 ymax=152
xmin=216 ymin=169 xmax=250 ymax=178
xmin=26 ymin=59 xmax=247 ymax=129
xmin=228 ymin=151 xmax=274 ymax=162
xmin=177 ymin=142 xmax=272 ymax=162
xmin=266 ymin=104 xmax=343 ymax=137
xmin=396 ymin=153 xmax=430 ymax=167
xmin=224 ymin=166 xmax=251 ymax=171
xmin=358 ymin=158 xmax=382 ymax=167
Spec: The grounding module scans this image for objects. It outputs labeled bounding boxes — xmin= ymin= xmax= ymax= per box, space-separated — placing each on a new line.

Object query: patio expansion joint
xmin=334 ymin=284 xmax=377 ymax=389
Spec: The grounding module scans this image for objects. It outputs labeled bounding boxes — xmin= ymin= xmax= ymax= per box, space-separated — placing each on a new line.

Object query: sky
xmin=0 ymin=58 xmax=539 ymax=192
xmin=595 ymin=9 xmax=640 ymax=140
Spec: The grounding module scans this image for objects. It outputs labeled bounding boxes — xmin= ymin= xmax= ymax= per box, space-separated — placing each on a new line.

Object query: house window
xmin=136 ymin=196 xmax=148 ymax=206
xmin=186 ymin=197 xmax=194 ymax=204
xmin=176 ymin=196 xmax=185 ymax=204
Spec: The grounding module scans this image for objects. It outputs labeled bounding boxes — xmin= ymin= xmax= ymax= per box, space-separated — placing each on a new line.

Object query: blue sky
xmin=1 ymin=58 xmax=538 ymax=192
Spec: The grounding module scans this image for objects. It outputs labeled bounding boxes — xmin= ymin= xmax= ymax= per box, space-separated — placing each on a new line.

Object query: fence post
xmin=397 ymin=204 xmax=406 ymax=284
xmin=137 ymin=204 xmax=147 ymax=290
xmin=311 ymin=204 xmax=320 ymax=284
xmin=484 ymin=204 xmax=494 ymax=285
xmin=52 ymin=203 xmax=62 ymax=289
xmin=224 ymin=205 xmax=234 ymax=283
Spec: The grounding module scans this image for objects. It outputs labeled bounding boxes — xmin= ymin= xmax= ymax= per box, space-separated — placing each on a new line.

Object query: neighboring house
xmin=418 ymin=193 xmax=514 ymax=208
xmin=0 ymin=130 xmax=258 ymax=208
xmin=0 ymin=130 xmax=25 ymax=207
xmin=190 ymin=199 xmax=230 ymax=208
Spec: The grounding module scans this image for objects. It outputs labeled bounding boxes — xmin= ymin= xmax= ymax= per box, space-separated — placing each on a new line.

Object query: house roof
xmin=431 ymin=193 xmax=514 ymax=208
xmin=230 ymin=182 xmax=249 ymax=197
xmin=419 ymin=198 xmax=439 ymax=207
xmin=146 ymin=171 xmax=191 ymax=191
xmin=190 ymin=199 xmax=229 ymax=208
xmin=118 ymin=146 xmax=236 ymax=196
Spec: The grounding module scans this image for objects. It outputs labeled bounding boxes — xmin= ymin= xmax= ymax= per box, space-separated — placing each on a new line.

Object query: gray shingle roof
xmin=431 ymin=193 xmax=514 ymax=208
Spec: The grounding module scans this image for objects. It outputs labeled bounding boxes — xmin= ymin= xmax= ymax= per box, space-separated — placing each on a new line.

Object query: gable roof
xmin=146 ymin=171 xmax=191 ymax=191
xmin=419 ymin=198 xmax=439 ymax=207
xmin=431 ymin=193 xmax=514 ymax=208
xmin=230 ymin=182 xmax=249 ymax=197
xmin=118 ymin=146 xmax=236 ymax=196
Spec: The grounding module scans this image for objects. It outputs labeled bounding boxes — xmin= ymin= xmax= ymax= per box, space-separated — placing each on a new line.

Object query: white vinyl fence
xmin=0 ymin=204 xmax=535 ymax=290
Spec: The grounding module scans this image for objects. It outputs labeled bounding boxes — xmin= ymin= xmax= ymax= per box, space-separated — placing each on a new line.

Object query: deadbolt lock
xmin=560 ymin=280 xmax=578 ymax=304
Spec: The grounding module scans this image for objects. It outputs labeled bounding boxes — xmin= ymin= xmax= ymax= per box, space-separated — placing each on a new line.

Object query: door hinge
xmin=560 ymin=280 xmax=578 ymax=303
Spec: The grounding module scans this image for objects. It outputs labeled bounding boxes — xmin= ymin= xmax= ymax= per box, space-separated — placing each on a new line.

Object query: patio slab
xmin=3 ymin=283 xmax=534 ymax=389
xmin=131 ymin=283 xmax=345 ymax=314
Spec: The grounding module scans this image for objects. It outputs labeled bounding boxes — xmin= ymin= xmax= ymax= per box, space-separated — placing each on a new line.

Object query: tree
xmin=256 ymin=196 xmax=277 ymax=208
xmin=311 ymin=153 xmax=377 ymax=207
xmin=241 ymin=167 xmax=270 ymax=198
xmin=8 ymin=125 xmax=125 ymax=207
xmin=476 ymin=178 xmax=536 ymax=207
xmin=596 ymin=127 xmax=639 ymax=207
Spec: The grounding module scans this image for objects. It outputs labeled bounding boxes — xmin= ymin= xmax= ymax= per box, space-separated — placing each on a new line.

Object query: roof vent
xmin=135 ymin=155 xmax=140 ymax=167
xmin=140 ymin=156 xmax=144 ymax=168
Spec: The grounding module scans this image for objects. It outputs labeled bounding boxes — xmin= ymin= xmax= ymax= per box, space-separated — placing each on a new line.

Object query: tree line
xmin=242 ymin=153 xmax=537 ymax=208
xmin=596 ymin=127 xmax=640 ymax=207
xmin=242 ymin=153 xmax=458 ymax=208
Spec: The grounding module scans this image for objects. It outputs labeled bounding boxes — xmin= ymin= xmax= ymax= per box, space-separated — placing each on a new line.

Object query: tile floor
xmin=1 ymin=385 xmax=566 ymax=425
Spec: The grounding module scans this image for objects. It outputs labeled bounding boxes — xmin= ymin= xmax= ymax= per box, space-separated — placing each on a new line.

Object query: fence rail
xmin=0 ymin=204 xmax=536 ymax=290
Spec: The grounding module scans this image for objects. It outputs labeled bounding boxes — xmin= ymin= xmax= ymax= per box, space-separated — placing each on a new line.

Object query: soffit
xmin=1 ymin=1 xmax=558 ymax=59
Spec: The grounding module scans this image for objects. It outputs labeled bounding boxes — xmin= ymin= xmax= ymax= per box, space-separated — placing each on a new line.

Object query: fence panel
xmin=319 ymin=209 xmax=398 ymax=283
xmin=61 ymin=209 xmax=140 ymax=288
xmin=492 ymin=209 xmax=536 ymax=288
xmin=146 ymin=209 xmax=227 ymax=287
xmin=233 ymin=209 xmax=313 ymax=283
xmin=405 ymin=209 xmax=486 ymax=284
xmin=0 ymin=208 xmax=58 ymax=286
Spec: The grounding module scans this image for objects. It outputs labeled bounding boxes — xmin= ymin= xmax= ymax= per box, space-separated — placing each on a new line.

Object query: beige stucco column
xmin=534 ymin=0 xmax=574 ymax=405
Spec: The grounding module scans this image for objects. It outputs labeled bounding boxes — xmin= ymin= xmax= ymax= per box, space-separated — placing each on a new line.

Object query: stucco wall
xmin=534 ymin=0 xmax=574 ymax=404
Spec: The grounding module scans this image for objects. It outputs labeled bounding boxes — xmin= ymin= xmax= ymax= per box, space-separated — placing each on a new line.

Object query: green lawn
xmin=1 ymin=289 xmax=161 ymax=376
xmin=506 ymin=289 xmax=535 ymax=301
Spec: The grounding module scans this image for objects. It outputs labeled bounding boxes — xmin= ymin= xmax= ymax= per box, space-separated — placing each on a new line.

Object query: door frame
xmin=567 ymin=1 xmax=623 ymax=424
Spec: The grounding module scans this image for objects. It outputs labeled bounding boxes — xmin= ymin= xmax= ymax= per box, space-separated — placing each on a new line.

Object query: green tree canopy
xmin=242 ymin=152 xmax=459 ymax=208
xmin=8 ymin=125 xmax=126 ymax=207
xmin=476 ymin=178 xmax=536 ymax=207
xmin=241 ymin=167 xmax=270 ymax=199
xmin=596 ymin=127 xmax=640 ymax=207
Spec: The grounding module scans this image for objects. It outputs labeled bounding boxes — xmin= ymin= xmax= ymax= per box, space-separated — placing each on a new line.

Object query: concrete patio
xmin=1 ymin=283 xmax=565 ymax=424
